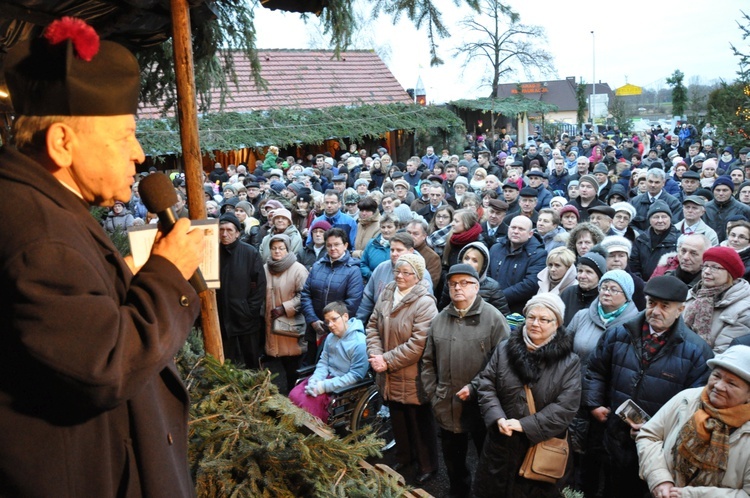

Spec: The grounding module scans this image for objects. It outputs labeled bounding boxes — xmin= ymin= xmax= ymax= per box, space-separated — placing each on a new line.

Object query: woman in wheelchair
xmin=289 ymin=301 xmax=369 ymax=420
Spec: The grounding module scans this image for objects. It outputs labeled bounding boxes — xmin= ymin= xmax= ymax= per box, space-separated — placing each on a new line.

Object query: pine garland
xmin=176 ymin=333 xmax=411 ymax=497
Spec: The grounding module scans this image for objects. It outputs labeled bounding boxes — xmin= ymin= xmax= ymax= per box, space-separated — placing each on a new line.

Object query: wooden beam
xmin=169 ymin=0 xmax=224 ymax=363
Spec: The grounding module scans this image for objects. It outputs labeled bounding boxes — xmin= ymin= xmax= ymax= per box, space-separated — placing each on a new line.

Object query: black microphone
xmin=138 ymin=173 xmax=208 ymax=293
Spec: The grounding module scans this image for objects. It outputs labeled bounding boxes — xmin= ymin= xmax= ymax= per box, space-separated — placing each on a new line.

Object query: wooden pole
xmin=170 ymin=0 xmax=224 ymax=363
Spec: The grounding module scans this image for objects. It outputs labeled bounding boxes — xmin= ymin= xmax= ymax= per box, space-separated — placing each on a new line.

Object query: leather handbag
xmin=518 ymin=385 xmax=569 ymax=483
xmin=272 ymin=314 xmax=306 ymax=338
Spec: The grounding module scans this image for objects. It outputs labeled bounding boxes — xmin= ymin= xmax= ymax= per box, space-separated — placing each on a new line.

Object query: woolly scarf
xmin=597 ymin=301 xmax=629 ymax=326
xmin=267 ymin=252 xmax=297 ymax=275
xmin=673 ymin=386 xmax=750 ymax=487
xmin=683 ymin=282 xmax=732 ymax=343
xmin=442 ymin=222 xmax=483 ymax=266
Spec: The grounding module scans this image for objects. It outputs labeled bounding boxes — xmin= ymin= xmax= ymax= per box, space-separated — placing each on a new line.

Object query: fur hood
xmin=506 ymin=326 xmax=574 ymax=385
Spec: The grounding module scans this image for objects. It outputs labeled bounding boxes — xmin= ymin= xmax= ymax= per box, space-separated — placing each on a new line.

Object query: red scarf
xmin=450 ymin=222 xmax=483 ymax=246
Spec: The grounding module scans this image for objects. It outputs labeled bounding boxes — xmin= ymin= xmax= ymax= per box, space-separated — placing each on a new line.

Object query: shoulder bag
xmin=270 ymin=288 xmax=306 ymax=338
xmin=518 ymin=385 xmax=569 ymax=483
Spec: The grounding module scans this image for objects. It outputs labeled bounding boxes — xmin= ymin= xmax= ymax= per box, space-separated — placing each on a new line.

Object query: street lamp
xmin=591 ymin=30 xmax=596 ymax=130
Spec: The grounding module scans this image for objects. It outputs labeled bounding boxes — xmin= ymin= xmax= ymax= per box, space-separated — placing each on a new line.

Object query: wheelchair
xmin=296 ymin=365 xmax=395 ymax=451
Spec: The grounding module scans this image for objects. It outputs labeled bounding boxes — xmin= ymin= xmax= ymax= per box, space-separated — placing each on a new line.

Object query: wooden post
xmin=170 ymin=0 xmax=224 ymax=363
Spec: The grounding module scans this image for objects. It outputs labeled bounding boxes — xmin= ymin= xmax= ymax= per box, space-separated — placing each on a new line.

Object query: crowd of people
xmin=127 ymin=128 xmax=750 ymax=497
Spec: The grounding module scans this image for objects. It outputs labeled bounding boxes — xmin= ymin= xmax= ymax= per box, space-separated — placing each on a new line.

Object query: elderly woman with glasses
xmin=637 ymin=346 xmax=750 ymax=497
xmin=366 ymin=253 xmax=439 ymax=485
xmin=682 ymin=247 xmax=750 ymax=354
xmin=724 ymin=219 xmax=750 ymax=280
xmin=473 ymin=293 xmax=581 ymax=498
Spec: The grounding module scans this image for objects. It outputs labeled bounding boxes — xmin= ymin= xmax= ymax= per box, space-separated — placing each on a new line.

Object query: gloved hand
xmin=305 ymin=380 xmax=325 ymax=397
xmin=270 ymin=305 xmax=285 ymax=320
xmin=312 ymin=320 xmax=326 ymax=336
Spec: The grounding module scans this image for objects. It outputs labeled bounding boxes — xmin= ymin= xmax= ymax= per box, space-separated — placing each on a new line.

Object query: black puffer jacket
xmin=629 ymin=226 xmax=680 ymax=280
xmin=559 ymin=284 xmax=599 ymax=326
xmin=581 ymin=312 xmax=712 ymax=467
xmin=437 ymin=242 xmax=511 ymax=315
xmin=473 ymin=330 xmax=581 ymax=498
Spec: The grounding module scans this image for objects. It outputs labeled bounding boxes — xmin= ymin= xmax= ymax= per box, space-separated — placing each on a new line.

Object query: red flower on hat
xmin=44 ymin=17 xmax=100 ymax=62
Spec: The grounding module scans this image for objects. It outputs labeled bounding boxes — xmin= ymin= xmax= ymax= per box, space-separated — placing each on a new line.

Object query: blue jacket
xmin=306 ymin=211 xmax=358 ymax=247
xmin=487 ymin=233 xmax=547 ymax=313
xmin=360 ymin=236 xmax=390 ymax=280
xmin=582 ymin=311 xmax=712 ymax=419
xmin=309 ymin=318 xmax=369 ymax=393
xmin=548 ymin=169 xmax=570 ymax=193
xmin=534 ymin=186 xmax=553 ymax=211
xmin=300 ymin=251 xmax=364 ymax=324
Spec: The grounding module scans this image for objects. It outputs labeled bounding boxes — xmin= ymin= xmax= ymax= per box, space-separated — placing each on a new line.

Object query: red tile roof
xmin=139 ymin=49 xmax=412 ymax=118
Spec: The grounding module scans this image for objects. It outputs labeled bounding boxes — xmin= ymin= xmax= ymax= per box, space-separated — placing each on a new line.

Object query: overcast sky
xmin=254 ymin=0 xmax=746 ymax=104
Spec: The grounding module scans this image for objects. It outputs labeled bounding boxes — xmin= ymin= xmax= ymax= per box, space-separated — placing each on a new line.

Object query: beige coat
xmin=683 ymin=279 xmax=750 ymax=354
xmin=366 ymin=281 xmax=437 ymax=405
xmin=352 ymin=211 xmax=381 ymax=258
xmin=264 ymin=261 xmax=309 ymax=357
xmin=637 ymin=387 xmax=750 ymax=496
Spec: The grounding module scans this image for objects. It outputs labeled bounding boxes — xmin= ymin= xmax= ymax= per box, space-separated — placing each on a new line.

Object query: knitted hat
xmin=396 ymin=253 xmax=425 ymax=281
xmin=601 ymin=235 xmax=632 ymax=256
xmin=269 ymin=233 xmax=292 ymax=252
xmin=269 ymin=168 xmax=284 ymax=178
xmin=579 ymin=174 xmax=599 ymax=191
xmin=271 ymin=208 xmax=293 ymax=224
xmin=568 ymin=180 xmax=580 ymax=188
xmin=550 ymin=195 xmax=568 ymax=207
xmin=599 ymin=270 xmax=635 ymax=302
xmin=354 ymin=178 xmax=370 ymax=189
xmin=593 ymin=163 xmax=609 ymax=175
xmin=270 ymin=180 xmax=286 ymax=193
xmin=647 ymin=200 xmax=672 ymax=219
xmin=559 ymin=204 xmax=580 ymax=221
xmin=219 ymin=213 xmax=241 ymax=232
xmin=611 ymin=201 xmax=636 ymax=220
xmin=454 ymin=176 xmax=470 ymax=187
xmin=703 ymin=246 xmax=745 ymax=280
xmin=309 ymin=219 xmax=332 ymax=233
xmin=393 ymin=204 xmax=414 ymax=226
xmin=713 ymin=175 xmax=735 ymax=192
xmin=707 ymin=346 xmax=750 ymax=385
xmin=264 ymin=199 xmax=284 ymax=212
xmin=235 ymin=200 xmax=253 ymax=214
xmin=578 ymin=252 xmax=607 ymax=278
xmin=644 ymin=275 xmax=688 ymax=302
xmin=524 ymin=293 xmax=566 ymax=326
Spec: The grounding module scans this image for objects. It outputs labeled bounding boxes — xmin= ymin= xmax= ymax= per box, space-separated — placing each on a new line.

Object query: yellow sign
xmin=615 ymin=84 xmax=643 ymax=96
xmin=511 ymin=83 xmax=548 ymax=94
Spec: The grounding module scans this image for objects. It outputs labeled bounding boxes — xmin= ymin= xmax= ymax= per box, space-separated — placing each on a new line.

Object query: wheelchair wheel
xmin=350 ymin=385 xmax=395 ymax=451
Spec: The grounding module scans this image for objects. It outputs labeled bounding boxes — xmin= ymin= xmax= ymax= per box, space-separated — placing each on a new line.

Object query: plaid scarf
xmin=673 ymin=386 xmax=750 ymax=487
xmin=682 ymin=282 xmax=732 ymax=344
xmin=641 ymin=322 xmax=668 ymax=367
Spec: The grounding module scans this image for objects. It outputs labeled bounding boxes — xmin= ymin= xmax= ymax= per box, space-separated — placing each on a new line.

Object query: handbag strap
xmin=524 ymin=385 xmax=537 ymax=415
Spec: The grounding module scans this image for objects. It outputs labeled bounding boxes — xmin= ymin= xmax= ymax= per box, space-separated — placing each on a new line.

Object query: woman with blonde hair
xmin=537 ymin=247 xmax=578 ymax=295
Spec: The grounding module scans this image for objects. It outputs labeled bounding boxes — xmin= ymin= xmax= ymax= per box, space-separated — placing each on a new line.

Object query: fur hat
xmin=599 ymin=270 xmax=635 ymax=301
xmin=524 ymin=293 xmax=566 ymax=326
xmin=703 ymin=246 xmax=745 ymax=280
xmin=396 ymin=253 xmax=425 ymax=281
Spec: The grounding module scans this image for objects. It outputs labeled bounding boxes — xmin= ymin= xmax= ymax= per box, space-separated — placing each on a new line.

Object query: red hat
xmin=703 ymin=246 xmax=745 ymax=280
xmin=559 ymin=204 xmax=580 ymax=220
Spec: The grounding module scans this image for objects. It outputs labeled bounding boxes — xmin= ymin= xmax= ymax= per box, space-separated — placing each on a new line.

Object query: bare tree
xmin=454 ymin=0 xmax=555 ymax=98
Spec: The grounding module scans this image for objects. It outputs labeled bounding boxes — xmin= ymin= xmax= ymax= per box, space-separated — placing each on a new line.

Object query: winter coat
xmin=300 ymin=251 xmax=364 ymax=325
xmin=703 ymin=197 xmax=750 ymax=243
xmin=356 ymin=260 xmax=433 ymax=325
xmin=683 ymin=278 xmax=750 ymax=353
xmin=264 ymin=260 xmax=308 ymax=358
xmin=539 ymin=225 xmax=567 ymax=253
xmin=582 ymin=312 xmax=712 ymax=468
xmin=560 ymin=284 xmax=599 ymax=326
xmin=298 ymin=242 xmax=327 ymax=271
xmin=536 ymin=263 xmax=578 ymax=296
xmin=259 ymin=224 xmax=303 ymax=262
xmin=352 ymin=211 xmax=381 ymax=258
xmin=306 ymin=210 xmax=358 ymax=247
xmin=102 ymin=207 xmax=135 ymax=233
xmin=567 ymin=298 xmax=639 ymax=369
xmin=365 ymin=281 xmax=437 ymax=405
xmin=674 ymin=219 xmax=719 ymax=246
xmin=421 ymin=296 xmax=509 ymax=433
xmin=630 ymin=191 xmax=683 ymax=231
xmin=0 ymin=146 xmax=200 ymax=497
xmin=473 ymin=330 xmax=581 ymax=498
xmin=218 ymin=239 xmax=266 ymax=339
xmin=548 ymin=169 xmax=570 ymax=192
xmin=437 ymin=242 xmax=511 ymax=315
xmin=630 ymin=226 xmax=680 ymax=280
xmin=359 ymin=236 xmax=390 ymax=279
xmin=488 ymin=233 xmax=548 ymax=313
xmin=308 ymin=318 xmax=369 ymax=393
xmin=637 ymin=387 xmax=750 ymax=497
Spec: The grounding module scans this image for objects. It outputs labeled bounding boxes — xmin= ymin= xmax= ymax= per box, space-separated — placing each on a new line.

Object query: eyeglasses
xmin=448 ymin=279 xmax=477 ymax=289
xmin=600 ymin=286 xmax=624 ymax=295
xmin=393 ymin=270 xmax=416 ymax=278
xmin=526 ymin=315 xmax=556 ymax=325
xmin=325 ymin=315 xmax=342 ymax=326
xmin=326 ymin=242 xmax=345 ymax=249
xmin=729 ymin=232 xmax=750 ymax=241
xmin=701 ymin=264 xmax=726 ymax=273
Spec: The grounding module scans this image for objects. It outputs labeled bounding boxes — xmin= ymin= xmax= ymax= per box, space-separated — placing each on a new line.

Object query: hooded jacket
xmin=437 ymin=242 xmax=511 ymax=315
xmin=308 ymin=318 xmax=369 ymax=393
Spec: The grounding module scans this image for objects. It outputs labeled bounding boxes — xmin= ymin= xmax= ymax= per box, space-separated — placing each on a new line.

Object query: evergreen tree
xmin=666 ymin=70 xmax=688 ymax=118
